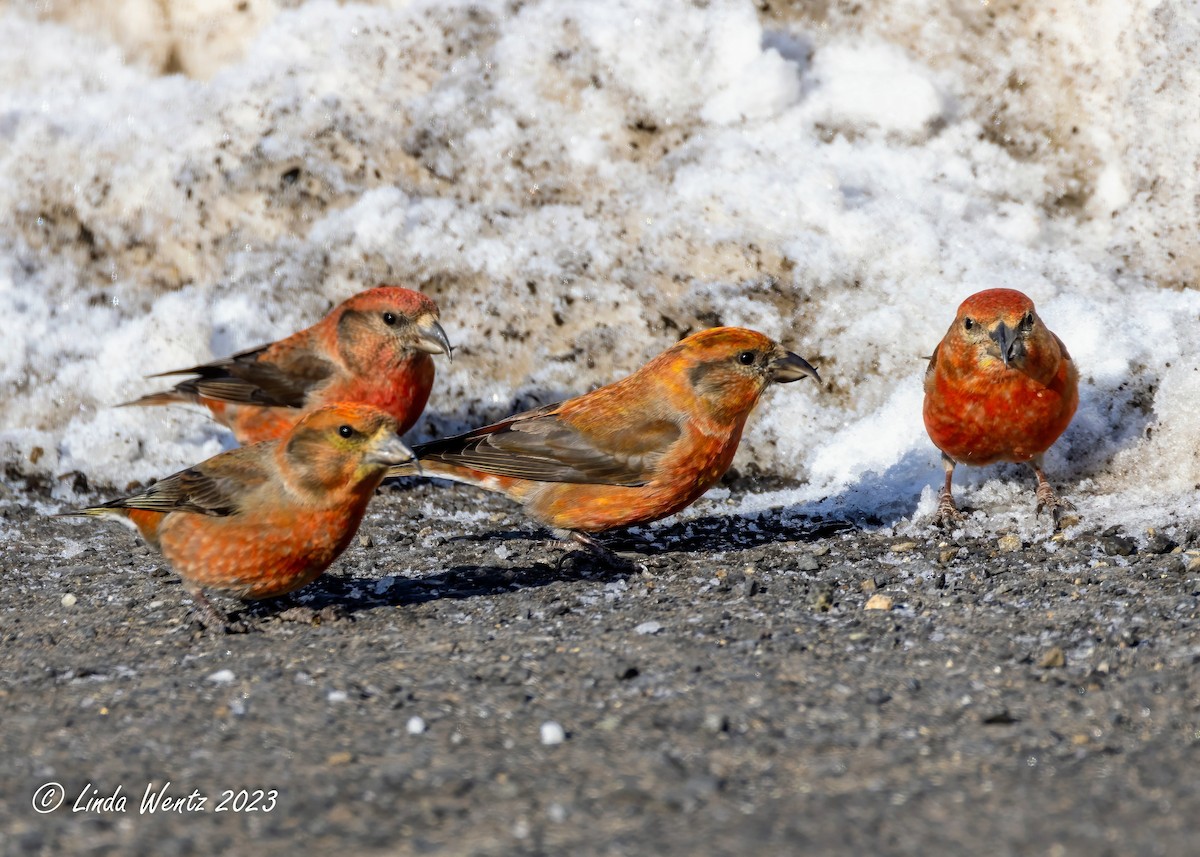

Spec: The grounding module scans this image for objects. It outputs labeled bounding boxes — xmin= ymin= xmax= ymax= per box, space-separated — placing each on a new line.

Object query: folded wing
xmin=415 ymin=403 xmax=681 ymax=487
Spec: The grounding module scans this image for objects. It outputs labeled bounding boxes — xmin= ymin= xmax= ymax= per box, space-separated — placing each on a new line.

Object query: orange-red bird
xmin=389 ymin=327 xmax=819 ymax=559
xmin=60 ymin=404 xmax=414 ymax=629
xmin=126 ymin=286 xmax=452 ymax=445
xmin=923 ymin=288 xmax=1078 ymax=526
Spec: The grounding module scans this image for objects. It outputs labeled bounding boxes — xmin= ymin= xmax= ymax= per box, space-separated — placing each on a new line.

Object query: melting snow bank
xmin=1 ymin=0 xmax=1198 ymax=536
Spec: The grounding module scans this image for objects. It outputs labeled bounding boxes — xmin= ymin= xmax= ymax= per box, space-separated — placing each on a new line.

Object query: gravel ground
xmin=2 ymin=476 xmax=1199 ymax=856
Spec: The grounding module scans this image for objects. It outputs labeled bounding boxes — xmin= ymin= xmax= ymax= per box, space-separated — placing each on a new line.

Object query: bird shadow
xmin=233 ymin=506 xmax=856 ymax=624
xmin=240 ymin=558 xmax=603 ymax=621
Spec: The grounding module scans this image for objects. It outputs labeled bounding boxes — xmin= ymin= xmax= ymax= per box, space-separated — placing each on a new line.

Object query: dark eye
xmin=738 ymin=350 xmax=756 ymax=366
xmin=382 ymin=312 xmax=398 ymax=326
xmin=963 ymin=317 xmax=975 ymax=331
xmin=338 ymin=425 xmax=355 ymax=439
xmin=1020 ymin=311 xmax=1034 ymax=329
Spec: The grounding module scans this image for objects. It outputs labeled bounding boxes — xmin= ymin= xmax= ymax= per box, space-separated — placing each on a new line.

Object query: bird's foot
xmin=1035 ymin=483 xmax=1075 ymax=529
xmin=188 ymin=591 xmax=249 ymax=634
xmin=555 ymin=532 xmax=642 ymax=573
xmin=933 ymin=487 xmax=965 ymax=528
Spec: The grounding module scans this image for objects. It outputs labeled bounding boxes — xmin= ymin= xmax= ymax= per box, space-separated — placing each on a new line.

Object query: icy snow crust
xmin=1 ymin=0 xmax=1198 ymax=541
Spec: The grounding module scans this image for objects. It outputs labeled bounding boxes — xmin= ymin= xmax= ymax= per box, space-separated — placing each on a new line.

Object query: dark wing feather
xmin=100 ymin=452 xmax=269 ymax=516
xmin=923 ymin=343 xmax=940 ymax=383
xmin=152 ymin=344 xmax=336 ymax=408
xmin=415 ymin=404 xmax=681 ymax=487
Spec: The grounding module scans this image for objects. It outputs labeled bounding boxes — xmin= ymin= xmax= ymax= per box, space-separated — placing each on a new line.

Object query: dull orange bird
xmin=126 ymin=286 xmax=452 ymax=445
xmin=923 ymin=287 xmax=1078 ymax=526
xmin=60 ymin=404 xmax=414 ymax=629
xmin=389 ymin=327 xmax=820 ymax=561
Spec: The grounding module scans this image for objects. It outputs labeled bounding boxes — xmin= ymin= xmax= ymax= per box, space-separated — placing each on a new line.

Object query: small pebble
xmin=809 ymin=586 xmax=834 ymax=612
xmin=891 ymin=541 xmax=918 ymax=553
xmin=1144 ymin=532 xmax=1177 ymax=555
xmin=206 ymin=669 xmax=235 ymax=684
xmin=1102 ymin=535 xmax=1136 ymax=556
xmin=327 ymin=690 xmax=348 ymax=703
xmin=60 ymin=593 xmax=77 ymax=608
xmin=540 ymin=721 xmax=566 ymax=746
xmin=864 ymin=688 xmax=892 ymax=706
xmin=1038 ymin=647 xmax=1066 ymax=669
xmin=997 ymin=534 xmax=1022 ymax=554
xmin=406 ymin=716 xmax=427 ymax=735
xmin=794 ymin=554 xmax=819 ymax=572
xmin=634 ymin=621 xmax=662 ymax=635
xmin=865 ymin=594 xmax=893 ymax=611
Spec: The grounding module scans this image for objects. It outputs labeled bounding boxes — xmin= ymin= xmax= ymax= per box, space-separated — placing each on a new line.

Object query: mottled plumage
xmin=60 ymin=404 xmax=414 ymax=628
xmin=126 ymin=286 xmax=452 ymax=444
xmin=923 ymin=288 xmax=1078 ymax=526
xmin=391 ymin=327 xmax=820 ymax=555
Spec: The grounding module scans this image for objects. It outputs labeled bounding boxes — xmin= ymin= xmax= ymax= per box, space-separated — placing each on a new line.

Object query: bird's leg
xmin=187 ymin=588 xmax=248 ymax=634
xmin=933 ymin=455 xmax=964 ymax=527
xmin=1031 ymin=460 xmax=1074 ymax=529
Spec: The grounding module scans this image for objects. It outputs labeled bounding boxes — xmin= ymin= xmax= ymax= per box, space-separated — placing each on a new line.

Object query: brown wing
xmin=1051 ymin=332 xmax=1072 ymax=362
xmin=152 ymin=343 xmax=336 ymax=408
xmin=414 ymin=403 xmax=681 ymax=487
xmin=98 ymin=447 xmax=270 ymax=517
xmin=923 ymin=343 xmax=940 ymax=387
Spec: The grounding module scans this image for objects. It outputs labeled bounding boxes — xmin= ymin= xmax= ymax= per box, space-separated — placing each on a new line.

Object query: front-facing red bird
xmin=389 ymin=327 xmax=820 ymax=560
xmin=59 ymin=404 xmax=415 ymax=630
xmin=923 ymin=288 xmax=1079 ymax=527
xmin=125 ymin=286 xmax=453 ymax=445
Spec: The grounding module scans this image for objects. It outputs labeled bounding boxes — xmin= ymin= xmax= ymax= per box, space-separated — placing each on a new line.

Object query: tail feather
xmin=386 ymin=458 xmax=515 ymax=495
xmin=117 ymin=388 xmax=191 ymax=408
xmin=54 ymin=504 xmax=163 ymax=544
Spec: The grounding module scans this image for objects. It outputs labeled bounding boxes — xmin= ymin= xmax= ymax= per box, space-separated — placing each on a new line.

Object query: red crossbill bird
xmin=923 ymin=288 xmax=1079 ymax=527
xmin=389 ymin=327 xmax=820 ymax=562
xmin=125 ymin=286 xmax=452 ymax=445
xmin=59 ymin=404 xmax=414 ymax=630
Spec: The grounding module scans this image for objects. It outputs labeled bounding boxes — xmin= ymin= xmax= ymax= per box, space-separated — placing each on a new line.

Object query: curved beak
xmin=769 ymin=350 xmax=821 ymax=385
xmin=367 ymin=432 xmax=419 ymax=471
xmin=989 ymin=322 xmax=1022 ymax=368
xmin=414 ymin=317 xmax=454 ymax=362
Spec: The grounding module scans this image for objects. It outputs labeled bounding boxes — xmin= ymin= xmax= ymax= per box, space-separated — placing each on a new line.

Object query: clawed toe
xmin=1035 ymin=485 xmax=1075 ymax=529
xmin=187 ymin=591 xmax=249 ymax=634
xmin=932 ymin=488 xmax=964 ymax=529
xmin=555 ymin=532 xmax=638 ymax=572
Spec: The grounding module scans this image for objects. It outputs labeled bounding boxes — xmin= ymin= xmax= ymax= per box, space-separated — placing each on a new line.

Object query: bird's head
xmin=951 ymin=288 xmax=1053 ymax=371
xmin=284 ymin=403 xmax=415 ymax=496
xmin=334 ymin=286 xmax=453 ymax=368
xmin=666 ymin=327 xmax=820 ymax=421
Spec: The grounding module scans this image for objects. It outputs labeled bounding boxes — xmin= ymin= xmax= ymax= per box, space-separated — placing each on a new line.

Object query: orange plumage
xmin=61 ymin=404 xmax=414 ymax=628
xmin=390 ymin=327 xmax=820 ymax=557
xmin=126 ymin=286 xmax=452 ymax=444
xmin=923 ymin=288 xmax=1078 ymax=525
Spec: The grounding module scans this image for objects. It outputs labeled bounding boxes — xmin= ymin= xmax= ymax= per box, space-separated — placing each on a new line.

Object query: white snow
xmin=2 ymin=0 xmax=1198 ymax=542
